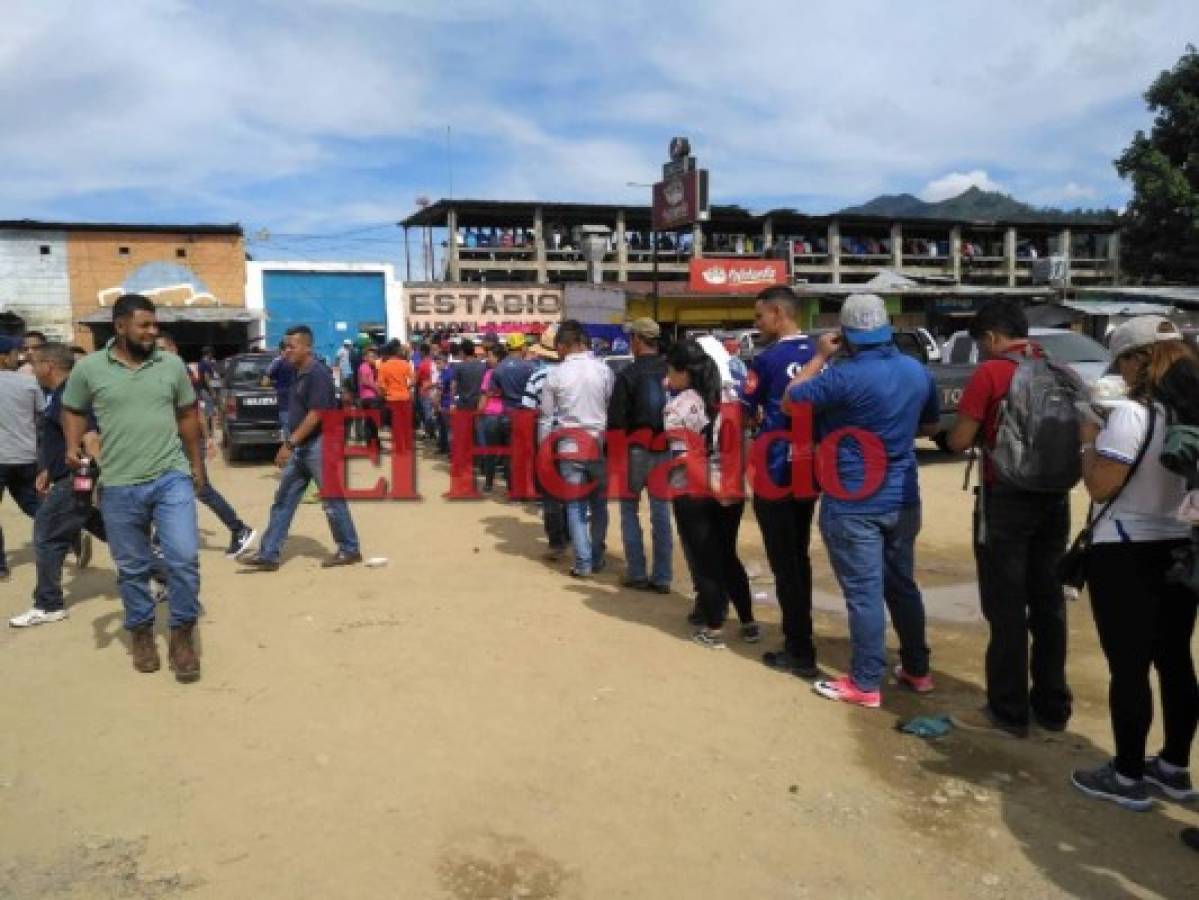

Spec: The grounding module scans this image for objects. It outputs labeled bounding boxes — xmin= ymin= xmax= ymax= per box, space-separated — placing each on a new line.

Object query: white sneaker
xmin=9 ymin=607 xmax=68 ymax=628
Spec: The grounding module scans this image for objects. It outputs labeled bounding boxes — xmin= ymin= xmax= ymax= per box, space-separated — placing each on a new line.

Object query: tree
xmin=1115 ymin=45 xmax=1199 ymax=282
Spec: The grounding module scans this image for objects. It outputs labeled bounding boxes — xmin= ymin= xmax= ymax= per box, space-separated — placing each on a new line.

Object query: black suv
xmin=218 ymin=352 xmax=284 ymax=461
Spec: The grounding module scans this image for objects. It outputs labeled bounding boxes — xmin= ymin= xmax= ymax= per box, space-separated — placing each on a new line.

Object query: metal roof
xmin=78 ymin=307 xmax=260 ymax=325
xmin=399 ymin=198 xmax=1116 ymax=232
xmin=0 ymin=219 xmax=243 ymax=236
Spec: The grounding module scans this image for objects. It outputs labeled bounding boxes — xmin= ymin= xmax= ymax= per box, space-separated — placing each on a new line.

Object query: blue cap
xmin=0 ymin=335 xmax=20 ymax=353
xmin=840 ymin=293 xmax=893 ymax=345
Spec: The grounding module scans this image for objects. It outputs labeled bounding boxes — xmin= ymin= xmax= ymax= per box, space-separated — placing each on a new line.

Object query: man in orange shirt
xmin=377 ymin=341 xmax=413 ymax=403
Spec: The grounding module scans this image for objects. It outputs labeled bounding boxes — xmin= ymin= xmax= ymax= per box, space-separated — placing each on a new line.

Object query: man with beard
xmin=62 ymin=294 xmax=205 ymax=682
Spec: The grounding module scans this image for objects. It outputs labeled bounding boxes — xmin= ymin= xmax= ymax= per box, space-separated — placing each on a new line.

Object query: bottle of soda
xmin=73 ymin=456 xmax=95 ymax=508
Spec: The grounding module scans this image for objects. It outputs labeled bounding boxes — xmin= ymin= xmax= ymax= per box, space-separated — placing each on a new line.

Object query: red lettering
xmin=603 ymin=428 xmax=654 ymax=501
xmin=646 ymin=430 xmax=710 ymax=501
xmin=815 ymin=427 xmax=887 ymax=501
xmin=446 ymin=409 xmax=481 ymax=499
xmin=746 ymin=404 xmax=817 ymax=500
xmin=387 ymin=401 xmax=419 ymax=499
xmin=507 ymin=409 xmax=537 ymax=500
xmin=714 ymin=402 xmax=745 ymax=502
xmin=536 ymin=429 xmax=599 ymax=503
xmin=319 ymin=409 xmax=388 ymax=500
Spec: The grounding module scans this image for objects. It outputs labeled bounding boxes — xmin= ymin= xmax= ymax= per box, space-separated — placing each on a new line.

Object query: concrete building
xmin=2 ymin=220 xmax=249 ymax=354
xmin=0 ymin=225 xmax=72 ymax=342
xmin=399 ymin=199 xmax=1120 ymax=289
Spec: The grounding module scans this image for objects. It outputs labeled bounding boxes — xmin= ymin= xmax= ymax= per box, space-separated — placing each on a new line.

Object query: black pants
xmin=1087 ymin=540 xmax=1198 ymax=779
xmin=973 ymin=487 xmax=1072 ymax=727
xmin=359 ymin=397 xmax=381 ymax=445
xmin=674 ymin=496 xmax=754 ymax=629
xmin=0 ymin=462 xmax=40 ymax=569
xmin=752 ymin=495 xmax=816 ymax=659
xmin=34 ymin=477 xmax=107 ymax=612
xmin=477 ymin=415 xmax=509 ymax=489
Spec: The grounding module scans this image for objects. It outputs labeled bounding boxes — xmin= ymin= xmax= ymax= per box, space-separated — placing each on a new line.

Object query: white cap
xmin=840 ymin=293 xmax=892 ymax=345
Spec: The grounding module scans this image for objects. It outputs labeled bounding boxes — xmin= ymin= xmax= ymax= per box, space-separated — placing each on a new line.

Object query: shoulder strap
xmin=1092 ymin=402 xmax=1157 ymax=528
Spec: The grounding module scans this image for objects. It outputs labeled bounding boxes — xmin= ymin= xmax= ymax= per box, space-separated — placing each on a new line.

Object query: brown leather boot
xmin=169 ymin=622 xmax=201 ymax=683
xmin=130 ymin=625 xmax=160 ymax=673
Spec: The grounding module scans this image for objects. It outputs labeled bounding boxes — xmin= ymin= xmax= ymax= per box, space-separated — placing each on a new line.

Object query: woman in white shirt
xmin=1071 ymin=316 xmax=1199 ymax=811
xmin=663 ymin=340 xmax=758 ymax=650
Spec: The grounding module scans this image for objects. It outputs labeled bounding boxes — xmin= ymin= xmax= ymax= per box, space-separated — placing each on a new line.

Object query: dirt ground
xmin=1 ymin=440 xmax=1198 ymax=899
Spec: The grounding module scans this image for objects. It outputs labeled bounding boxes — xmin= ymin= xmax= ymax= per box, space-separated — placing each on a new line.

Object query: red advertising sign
xmin=688 ymin=258 xmax=788 ymax=294
xmin=652 ymin=171 xmax=700 ymax=230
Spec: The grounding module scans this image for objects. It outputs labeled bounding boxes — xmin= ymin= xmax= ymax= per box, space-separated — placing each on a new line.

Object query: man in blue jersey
xmin=786 ymin=294 xmax=941 ymax=708
xmin=742 ymin=286 xmax=820 ymax=677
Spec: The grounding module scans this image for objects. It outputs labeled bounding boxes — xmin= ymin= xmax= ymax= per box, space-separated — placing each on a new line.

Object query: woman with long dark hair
xmin=1071 ymin=317 xmax=1199 ymax=811
xmin=663 ymin=340 xmax=758 ymax=649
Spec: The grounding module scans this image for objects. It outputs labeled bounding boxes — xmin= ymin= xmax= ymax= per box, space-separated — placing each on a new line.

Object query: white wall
xmin=0 ymin=229 xmax=72 ymax=338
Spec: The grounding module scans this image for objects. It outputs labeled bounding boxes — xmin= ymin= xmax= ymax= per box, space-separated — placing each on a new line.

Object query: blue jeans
xmin=258 ymin=437 xmax=360 ymax=562
xmin=619 ymin=446 xmax=672 ymax=585
xmin=563 ymin=459 xmax=608 ymax=574
xmin=101 ymin=470 xmax=201 ymax=630
xmin=819 ymin=503 xmax=929 ymax=692
xmin=196 ymin=480 xmax=246 ymax=534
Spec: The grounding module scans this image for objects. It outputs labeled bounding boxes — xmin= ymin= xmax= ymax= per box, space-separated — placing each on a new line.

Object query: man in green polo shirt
xmin=62 ymin=293 xmax=205 ymax=682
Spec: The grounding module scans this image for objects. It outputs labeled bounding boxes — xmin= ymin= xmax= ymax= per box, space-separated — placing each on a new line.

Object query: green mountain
xmin=841 ymin=186 xmax=1115 ymax=223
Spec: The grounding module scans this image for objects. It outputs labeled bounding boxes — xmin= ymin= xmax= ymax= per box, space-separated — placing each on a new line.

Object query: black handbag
xmin=1166 ymin=528 xmax=1199 ymax=596
xmin=1057 ymin=404 xmax=1156 ymax=589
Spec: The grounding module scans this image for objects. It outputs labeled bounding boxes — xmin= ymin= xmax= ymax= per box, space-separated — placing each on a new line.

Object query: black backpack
xmin=989 ymin=350 xmax=1087 ymax=492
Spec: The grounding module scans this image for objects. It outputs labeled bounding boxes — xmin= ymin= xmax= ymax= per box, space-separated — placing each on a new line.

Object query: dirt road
xmin=1 ymin=443 xmax=1196 ymax=898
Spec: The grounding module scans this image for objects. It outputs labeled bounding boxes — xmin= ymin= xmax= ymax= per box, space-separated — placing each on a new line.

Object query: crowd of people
xmin=2 ymin=288 xmax=1198 ymax=848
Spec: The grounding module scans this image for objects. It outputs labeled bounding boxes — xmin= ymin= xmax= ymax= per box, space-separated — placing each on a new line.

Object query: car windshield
xmin=1034 ymin=332 xmax=1111 ymax=364
xmin=227 ymin=357 xmax=273 ymax=387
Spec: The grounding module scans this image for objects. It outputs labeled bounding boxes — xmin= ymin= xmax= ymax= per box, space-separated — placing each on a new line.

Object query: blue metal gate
xmin=262 ymin=270 xmax=387 ymax=363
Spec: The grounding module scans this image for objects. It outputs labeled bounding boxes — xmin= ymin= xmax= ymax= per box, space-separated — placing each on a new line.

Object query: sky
xmin=1 ymin=0 xmax=1195 ymax=272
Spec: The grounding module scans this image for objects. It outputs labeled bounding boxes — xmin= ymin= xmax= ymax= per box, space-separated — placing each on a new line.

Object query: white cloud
xmin=920 ymin=171 xmax=1006 ymax=203
xmin=1061 ymin=181 xmax=1100 ymax=201
xmin=0 ymin=0 xmax=1196 ymax=226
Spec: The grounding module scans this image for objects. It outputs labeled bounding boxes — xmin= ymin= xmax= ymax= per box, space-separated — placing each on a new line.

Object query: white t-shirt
xmin=1091 ymin=401 xmax=1191 ymax=543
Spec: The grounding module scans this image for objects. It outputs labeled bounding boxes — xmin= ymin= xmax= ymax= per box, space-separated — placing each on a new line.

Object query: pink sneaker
xmin=894 ymin=665 xmax=935 ymax=694
xmin=813 ymin=675 xmax=881 ymax=708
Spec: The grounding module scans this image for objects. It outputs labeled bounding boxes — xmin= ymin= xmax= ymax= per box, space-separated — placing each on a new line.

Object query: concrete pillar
xmin=1004 ymin=226 xmax=1017 ymax=287
xmin=1109 ymin=231 xmax=1121 ymax=284
xmin=692 ymin=221 xmax=704 ymax=259
xmin=616 ymin=209 xmax=627 ymax=281
xmin=446 ymin=207 xmax=460 ymax=282
xmin=950 ymin=226 xmax=962 ymax=283
xmin=1059 ymin=227 xmax=1072 ymax=286
xmin=828 ymin=221 xmax=841 ymax=285
xmin=890 ymin=222 xmax=903 ymax=270
xmin=762 ymin=216 xmax=774 ymax=253
xmin=533 ymin=205 xmax=547 ymax=284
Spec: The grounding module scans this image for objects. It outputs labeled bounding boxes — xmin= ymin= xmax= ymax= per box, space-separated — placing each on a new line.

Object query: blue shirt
xmin=287 ymin=358 xmax=338 ymax=441
xmin=491 ymin=356 xmax=535 ymax=410
xmin=40 ymin=384 xmax=98 ymax=481
xmin=267 ymin=356 xmax=295 ymax=413
xmin=740 ymin=334 xmax=816 ymax=488
xmin=788 ymin=345 xmax=939 ymax=515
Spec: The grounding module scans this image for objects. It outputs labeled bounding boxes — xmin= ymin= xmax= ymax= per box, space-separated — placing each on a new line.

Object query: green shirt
xmin=62 ymin=341 xmax=196 ymax=487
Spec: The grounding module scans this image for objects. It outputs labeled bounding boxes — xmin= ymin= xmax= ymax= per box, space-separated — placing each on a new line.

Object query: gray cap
xmin=1108 ymin=315 xmax=1182 ymax=359
xmin=840 ymin=293 xmax=893 ymax=345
